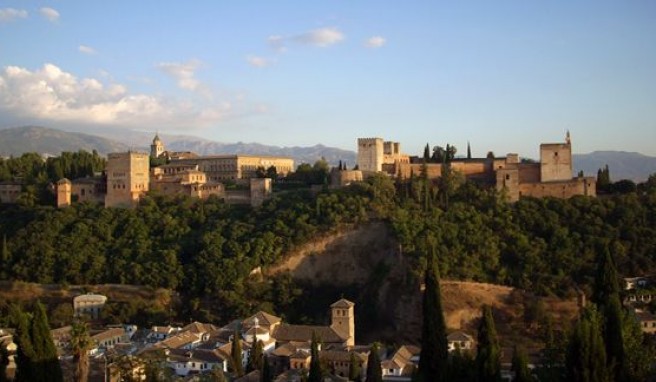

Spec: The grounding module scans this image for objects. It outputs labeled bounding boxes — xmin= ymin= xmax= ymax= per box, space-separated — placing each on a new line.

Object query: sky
xmin=0 ymin=1 xmax=655 ymax=158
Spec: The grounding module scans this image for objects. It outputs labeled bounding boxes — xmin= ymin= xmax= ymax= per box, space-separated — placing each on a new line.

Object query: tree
xmin=70 ymin=320 xmax=92 ymax=382
xmin=247 ymin=338 xmax=263 ymax=373
xmin=423 ymin=144 xmax=431 ymax=162
xmin=467 ymin=141 xmax=472 ymax=159
xmin=260 ymin=356 xmax=272 ymax=382
xmin=308 ymin=332 xmax=322 ymax=382
xmin=592 ymin=244 xmax=620 ymax=308
xmin=230 ymin=330 xmax=244 ymax=377
xmin=11 ymin=305 xmax=35 ymax=382
xmin=30 ymin=301 xmax=63 ymax=382
xmin=365 ymin=343 xmax=382 ymax=382
xmin=417 ymin=248 xmax=448 ymax=381
xmin=511 ymin=345 xmax=534 ymax=382
xmin=348 ymin=351 xmax=361 ymax=381
xmin=475 ymin=306 xmax=501 ymax=382
xmin=0 ymin=234 xmax=8 ymax=279
xmin=565 ymin=305 xmax=608 ymax=382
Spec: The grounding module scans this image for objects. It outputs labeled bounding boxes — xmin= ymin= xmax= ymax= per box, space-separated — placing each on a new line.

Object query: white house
xmin=166 ymin=348 xmax=229 ymax=377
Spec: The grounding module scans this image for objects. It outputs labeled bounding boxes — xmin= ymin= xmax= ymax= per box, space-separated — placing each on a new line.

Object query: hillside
xmin=0 ymin=126 xmax=128 ymax=157
xmin=573 ymin=151 xmax=656 ymax=182
xmin=267 ymin=222 xmax=579 ymax=346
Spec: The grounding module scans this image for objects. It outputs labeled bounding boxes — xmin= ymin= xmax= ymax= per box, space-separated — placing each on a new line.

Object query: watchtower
xmin=357 ymin=138 xmax=384 ymax=172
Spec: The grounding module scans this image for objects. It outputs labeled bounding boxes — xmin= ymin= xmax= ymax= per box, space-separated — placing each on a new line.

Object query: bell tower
xmin=330 ymin=299 xmax=355 ymax=347
xmin=151 ymin=133 xmax=165 ymax=159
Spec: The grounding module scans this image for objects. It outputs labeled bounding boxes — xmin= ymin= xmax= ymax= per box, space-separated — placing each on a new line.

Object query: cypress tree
xmin=565 ymin=305 xmax=609 ymax=382
xmin=592 ymin=244 xmax=620 ymax=307
xmin=365 ymin=343 xmax=382 ymax=382
xmin=11 ymin=305 xmax=35 ymax=382
xmin=231 ymin=329 xmax=244 ymax=377
xmin=417 ymin=249 xmax=448 ymax=381
xmin=30 ymin=301 xmax=63 ymax=382
xmin=467 ymin=141 xmax=472 ymax=159
xmin=475 ymin=305 xmax=501 ymax=382
xmin=423 ymin=144 xmax=430 ymax=162
xmin=511 ymin=345 xmax=534 ymax=382
xmin=348 ymin=351 xmax=361 ymax=381
xmin=0 ymin=234 xmax=8 ymax=279
xmin=308 ymin=332 xmax=322 ymax=382
xmin=592 ymin=243 xmax=625 ymax=381
xmin=247 ymin=339 xmax=264 ymax=373
xmin=260 ymin=356 xmax=272 ymax=382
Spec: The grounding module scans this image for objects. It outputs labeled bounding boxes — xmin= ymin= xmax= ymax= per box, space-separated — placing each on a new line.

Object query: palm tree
xmin=70 ymin=321 xmax=92 ymax=382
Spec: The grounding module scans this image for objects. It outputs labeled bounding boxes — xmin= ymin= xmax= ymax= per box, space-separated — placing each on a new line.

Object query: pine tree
xmin=365 ymin=343 xmax=382 ymax=382
xmin=70 ymin=320 xmax=92 ymax=382
xmin=417 ymin=249 xmax=448 ymax=381
xmin=565 ymin=305 xmax=609 ymax=382
xmin=308 ymin=332 xmax=322 ymax=382
xmin=30 ymin=301 xmax=63 ymax=382
xmin=348 ymin=351 xmax=361 ymax=381
xmin=475 ymin=306 xmax=501 ymax=382
xmin=511 ymin=345 xmax=534 ymax=382
xmin=230 ymin=329 xmax=244 ymax=377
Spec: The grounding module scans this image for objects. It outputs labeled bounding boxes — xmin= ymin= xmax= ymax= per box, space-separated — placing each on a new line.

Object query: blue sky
xmin=0 ymin=1 xmax=655 ymax=158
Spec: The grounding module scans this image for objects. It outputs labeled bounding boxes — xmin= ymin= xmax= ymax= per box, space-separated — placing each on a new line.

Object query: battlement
xmin=357 ymin=138 xmax=383 ymax=145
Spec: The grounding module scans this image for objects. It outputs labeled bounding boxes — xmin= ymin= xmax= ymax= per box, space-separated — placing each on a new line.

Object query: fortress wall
xmin=518 ymin=164 xmax=541 ymax=183
xmin=519 ymin=177 xmax=596 ymax=199
xmin=397 ymin=163 xmax=443 ymax=180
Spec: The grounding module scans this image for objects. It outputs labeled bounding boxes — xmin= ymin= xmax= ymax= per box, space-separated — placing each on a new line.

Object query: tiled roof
xmin=167 ymin=348 xmax=228 ymax=363
xmin=272 ymin=343 xmax=297 ymax=357
xmin=155 ymin=331 xmax=201 ymax=349
xmin=273 ymin=325 xmax=347 ymax=344
xmin=91 ymin=328 xmax=125 ymax=343
xmin=330 ymin=299 xmax=355 ymax=309
xmin=181 ymin=321 xmax=218 ymax=334
xmin=320 ymin=350 xmax=366 ymax=363
xmin=243 ymin=311 xmax=282 ymax=328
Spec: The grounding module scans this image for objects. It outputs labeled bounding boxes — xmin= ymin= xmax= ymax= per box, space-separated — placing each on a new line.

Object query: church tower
xmin=330 ymin=299 xmax=355 ymax=347
xmin=151 ymin=133 xmax=165 ymax=159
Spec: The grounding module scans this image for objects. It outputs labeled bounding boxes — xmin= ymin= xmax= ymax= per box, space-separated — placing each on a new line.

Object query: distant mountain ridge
xmin=573 ymin=151 xmax=656 ymax=182
xmin=0 ymin=126 xmax=357 ymax=167
xmin=0 ymin=126 xmax=128 ymax=156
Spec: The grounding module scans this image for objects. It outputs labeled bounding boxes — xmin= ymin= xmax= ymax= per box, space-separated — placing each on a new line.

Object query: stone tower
xmin=539 ymin=132 xmax=573 ymax=182
xmin=105 ymin=151 xmax=150 ymax=208
xmin=56 ymin=178 xmax=72 ymax=208
xmin=151 ymin=134 xmax=165 ymax=159
xmin=330 ymin=298 xmax=355 ymax=347
xmin=357 ymin=138 xmax=384 ymax=173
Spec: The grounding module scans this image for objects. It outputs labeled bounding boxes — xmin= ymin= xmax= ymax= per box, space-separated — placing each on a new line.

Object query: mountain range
xmin=0 ymin=126 xmax=654 ymax=181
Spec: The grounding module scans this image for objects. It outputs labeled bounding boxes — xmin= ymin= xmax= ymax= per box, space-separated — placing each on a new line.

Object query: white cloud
xmin=294 ymin=27 xmax=345 ymax=47
xmin=0 ymin=8 xmax=28 ymax=22
xmin=365 ymin=36 xmax=386 ymax=48
xmin=39 ymin=7 xmax=59 ymax=22
xmin=267 ymin=35 xmax=286 ymax=53
xmin=0 ymin=63 xmax=231 ymax=128
xmin=157 ymin=60 xmax=202 ymax=92
xmin=267 ymin=27 xmax=345 ymax=52
xmin=246 ymin=55 xmax=272 ymax=68
xmin=78 ymin=45 xmax=96 ymax=55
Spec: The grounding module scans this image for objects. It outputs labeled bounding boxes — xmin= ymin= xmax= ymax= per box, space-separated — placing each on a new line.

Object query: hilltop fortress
xmin=57 ymin=134 xmax=294 ymax=208
xmin=356 ymin=133 xmax=596 ymax=201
